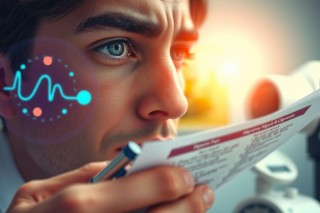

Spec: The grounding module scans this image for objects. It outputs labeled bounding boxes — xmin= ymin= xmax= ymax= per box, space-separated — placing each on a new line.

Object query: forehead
xmin=82 ymin=0 xmax=190 ymax=17
xmin=35 ymin=0 xmax=198 ymax=52
xmin=65 ymin=0 xmax=192 ymax=33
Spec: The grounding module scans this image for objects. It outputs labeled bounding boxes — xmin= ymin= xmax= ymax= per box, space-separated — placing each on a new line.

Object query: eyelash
xmin=91 ymin=37 xmax=195 ymax=67
xmin=92 ymin=37 xmax=138 ymax=65
xmin=171 ymin=46 xmax=195 ymax=70
xmin=171 ymin=46 xmax=195 ymax=61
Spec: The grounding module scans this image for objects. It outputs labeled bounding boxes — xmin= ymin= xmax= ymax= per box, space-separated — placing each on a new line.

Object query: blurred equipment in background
xmin=308 ymin=122 xmax=320 ymax=202
xmin=234 ymin=151 xmax=320 ymax=213
xmin=246 ymin=61 xmax=320 ymax=201
xmin=247 ymin=61 xmax=320 ymax=123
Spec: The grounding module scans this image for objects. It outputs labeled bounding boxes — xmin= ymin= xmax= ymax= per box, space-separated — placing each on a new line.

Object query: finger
xmin=50 ymin=161 xmax=109 ymax=183
xmin=46 ymin=166 xmax=195 ymax=213
xmin=147 ymin=185 xmax=215 ymax=213
xmin=97 ymin=166 xmax=195 ymax=211
xmin=10 ymin=162 xmax=108 ymax=205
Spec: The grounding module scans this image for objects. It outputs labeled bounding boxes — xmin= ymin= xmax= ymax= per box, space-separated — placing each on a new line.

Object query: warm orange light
xmin=43 ymin=56 xmax=53 ymax=66
xmin=33 ymin=107 xmax=43 ymax=117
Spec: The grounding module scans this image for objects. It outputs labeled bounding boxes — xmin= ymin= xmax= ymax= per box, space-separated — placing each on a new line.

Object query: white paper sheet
xmin=129 ymin=89 xmax=320 ymax=190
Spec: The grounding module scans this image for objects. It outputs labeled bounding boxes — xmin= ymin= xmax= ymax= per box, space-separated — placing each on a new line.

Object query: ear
xmin=0 ymin=55 xmax=16 ymax=119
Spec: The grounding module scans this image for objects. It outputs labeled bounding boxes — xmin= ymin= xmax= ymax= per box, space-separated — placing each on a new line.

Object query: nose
xmin=136 ymin=56 xmax=188 ymax=121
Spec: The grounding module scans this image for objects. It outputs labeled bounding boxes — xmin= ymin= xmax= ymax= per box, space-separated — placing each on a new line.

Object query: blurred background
xmin=181 ymin=0 xmax=320 ymax=127
xmin=179 ymin=1 xmax=320 ymax=212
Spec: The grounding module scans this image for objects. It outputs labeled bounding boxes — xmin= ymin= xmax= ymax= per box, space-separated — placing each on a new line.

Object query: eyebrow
xmin=74 ymin=12 xmax=161 ymax=37
xmin=74 ymin=12 xmax=199 ymax=42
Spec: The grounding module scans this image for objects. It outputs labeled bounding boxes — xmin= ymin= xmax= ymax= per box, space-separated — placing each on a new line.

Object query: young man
xmin=0 ymin=0 xmax=214 ymax=212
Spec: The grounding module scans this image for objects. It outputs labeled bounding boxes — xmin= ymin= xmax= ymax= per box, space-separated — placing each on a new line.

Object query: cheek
xmin=92 ymin=61 xmax=141 ymax=117
xmin=93 ymin=79 xmax=135 ymax=122
xmin=7 ymin=38 xmax=97 ymax=144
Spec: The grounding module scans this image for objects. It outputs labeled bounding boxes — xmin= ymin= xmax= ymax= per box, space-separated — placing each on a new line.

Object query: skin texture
xmin=6 ymin=0 xmax=193 ymax=178
xmin=0 ymin=0 xmax=214 ymax=212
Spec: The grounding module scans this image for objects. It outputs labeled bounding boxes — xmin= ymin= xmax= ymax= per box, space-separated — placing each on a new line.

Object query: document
xmin=129 ymin=89 xmax=320 ymax=190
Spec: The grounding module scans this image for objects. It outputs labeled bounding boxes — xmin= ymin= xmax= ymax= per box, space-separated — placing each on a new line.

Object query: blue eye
xmin=93 ymin=38 xmax=137 ymax=64
xmin=102 ymin=40 xmax=125 ymax=57
xmin=171 ymin=46 xmax=195 ymax=62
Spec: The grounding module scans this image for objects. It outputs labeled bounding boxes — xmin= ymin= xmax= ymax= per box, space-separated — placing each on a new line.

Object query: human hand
xmin=7 ymin=162 xmax=214 ymax=213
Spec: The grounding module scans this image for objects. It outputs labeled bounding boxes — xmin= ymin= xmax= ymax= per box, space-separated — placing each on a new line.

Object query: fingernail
xmin=183 ymin=170 xmax=195 ymax=189
xmin=202 ymin=187 xmax=214 ymax=208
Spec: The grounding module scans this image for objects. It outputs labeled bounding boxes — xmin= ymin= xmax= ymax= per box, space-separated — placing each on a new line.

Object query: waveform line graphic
xmin=3 ymin=71 xmax=91 ymax=106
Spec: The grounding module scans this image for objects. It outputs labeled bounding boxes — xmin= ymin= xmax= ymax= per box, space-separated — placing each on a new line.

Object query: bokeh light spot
xmin=20 ymin=64 xmax=26 ymax=70
xmin=77 ymin=90 xmax=92 ymax=105
xmin=62 ymin=108 xmax=68 ymax=115
xmin=43 ymin=56 xmax=53 ymax=66
xmin=33 ymin=107 xmax=43 ymax=117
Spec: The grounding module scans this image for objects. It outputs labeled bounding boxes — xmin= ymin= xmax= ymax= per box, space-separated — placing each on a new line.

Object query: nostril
xmin=149 ymin=110 xmax=169 ymax=117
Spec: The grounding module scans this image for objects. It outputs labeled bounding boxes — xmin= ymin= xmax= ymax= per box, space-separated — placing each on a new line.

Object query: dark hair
xmin=0 ymin=0 xmax=85 ymax=70
xmin=0 ymin=0 xmax=207 ymax=70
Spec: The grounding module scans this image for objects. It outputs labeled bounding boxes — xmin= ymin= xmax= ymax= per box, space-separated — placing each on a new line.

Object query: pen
xmin=89 ymin=141 xmax=141 ymax=183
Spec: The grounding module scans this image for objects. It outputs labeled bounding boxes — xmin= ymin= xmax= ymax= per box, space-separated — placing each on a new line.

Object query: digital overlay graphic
xmin=3 ymin=55 xmax=92 ymax=122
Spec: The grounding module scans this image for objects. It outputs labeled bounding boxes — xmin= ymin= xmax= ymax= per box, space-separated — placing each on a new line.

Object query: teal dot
xmin=62 ymin=108 xmax=68 ymax=115
xmin=22 ymin=108 xmax=28 ymax=114
xmin=69 ymin=71 xmax=74 ymax=77
xmin=77 ymin=90 xmax=92 ymax=105
xmin=20 ymin=64 xmax=26 ymax=70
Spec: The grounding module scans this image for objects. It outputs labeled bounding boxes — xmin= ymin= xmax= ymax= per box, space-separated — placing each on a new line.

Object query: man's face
xmin=6 ymin=0 xmax=198 ymax=175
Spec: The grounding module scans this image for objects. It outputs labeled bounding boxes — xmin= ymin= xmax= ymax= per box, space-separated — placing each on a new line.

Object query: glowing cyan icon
xmin=20 ymin=64 xmax=26 ymax=70
xmin=2 ymin=55 xmax=92 ymax=121
xmin=62 ymin=108 xmax=68 ymax=115
xmin=3 ymin=71 xmax=92 ymax=106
